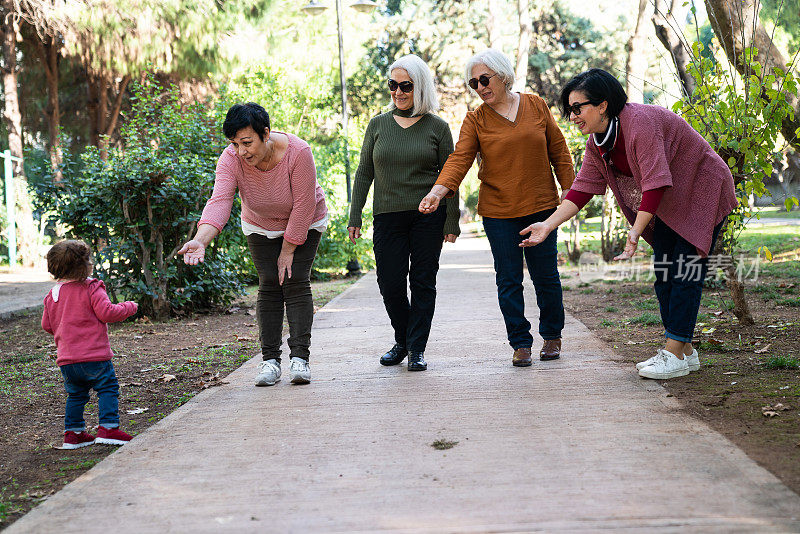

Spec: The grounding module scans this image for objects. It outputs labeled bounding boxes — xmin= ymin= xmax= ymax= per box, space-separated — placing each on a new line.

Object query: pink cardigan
xmin=199 ymin=133 xmax=328 ymax=246
xmin=41 ymin=278 xmax=138 ymax=366
xmin=571 ymin=103 xmax=738 ymax=256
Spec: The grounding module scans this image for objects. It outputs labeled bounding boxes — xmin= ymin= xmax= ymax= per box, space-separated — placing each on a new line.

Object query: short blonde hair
xmin=464 ymin=49 xmax=515 ymax=95
xmin=388 ymin=54 xmax=440 ymax=116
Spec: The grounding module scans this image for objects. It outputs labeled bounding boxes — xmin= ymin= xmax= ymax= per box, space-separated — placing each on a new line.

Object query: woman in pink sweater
xmin=178 ymin=103 xmax=328 ymax=387
xmin=42 ymin=240 xmax=138 ymax=449
xmin=520 ymin=68 xmax=737 ymax=380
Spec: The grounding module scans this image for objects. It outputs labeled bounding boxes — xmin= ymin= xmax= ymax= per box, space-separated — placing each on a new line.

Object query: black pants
xmin=373 ymin=208 xmax=446 ymax=353
xmin=247 ymin=230 xmax=321 ymax=363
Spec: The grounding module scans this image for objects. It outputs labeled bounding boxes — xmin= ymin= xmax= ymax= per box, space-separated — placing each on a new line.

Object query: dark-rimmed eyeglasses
xmin=467 ymin=73 xmax=498 ymax=90
xmin=388 ymin=79 xmax=414 ymax=93
xmin=566 ymin=101 xmax=595 ymax=116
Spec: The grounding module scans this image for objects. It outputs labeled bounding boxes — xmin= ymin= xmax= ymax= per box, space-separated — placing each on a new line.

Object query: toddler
xmin=41 ymin=240 xmax=138 ymax=449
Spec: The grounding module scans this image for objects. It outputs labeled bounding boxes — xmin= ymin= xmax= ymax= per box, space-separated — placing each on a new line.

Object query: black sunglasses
xmin=388 ymin=79 xmax=414 ymax=93
xmin=468 ymin=73 xmax=498 ymax=90
xmin=566 ymin=100 xmax=595 ymax=116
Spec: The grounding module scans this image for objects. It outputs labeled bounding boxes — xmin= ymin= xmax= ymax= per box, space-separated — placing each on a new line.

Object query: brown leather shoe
xmin=512 ymin=347 xmax=532 ymax=367
xmin=540 ymin=339 xmax=561 ymax=361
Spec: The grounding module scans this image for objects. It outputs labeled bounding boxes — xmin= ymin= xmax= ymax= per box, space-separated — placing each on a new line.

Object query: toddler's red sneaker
xmin=95 ymin=426 xmax=133 ymax=445
xmin=63 ymin=431 xmax=95 ymax=449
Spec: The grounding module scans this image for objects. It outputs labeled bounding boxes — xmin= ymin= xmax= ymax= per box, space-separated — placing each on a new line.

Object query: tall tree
xmin=486 ymin=0 xmax=501 ymax=48
xmin=15 ymin=0 xmax=68 ymax=179
xmin=625 ymin=0 xmax=649 ymax=103
xmin=705 ymin=0 xmax=800 ymax=149
xmin=513 ymin=0 xmax=531 ymax=92
xmin=1 ymin=0 xmax=38 ymax=266
xmin=652 ymin=0 xmax=696 ymax=99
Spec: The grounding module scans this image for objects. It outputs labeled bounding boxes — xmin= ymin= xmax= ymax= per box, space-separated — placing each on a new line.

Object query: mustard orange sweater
xmin=436 ymin=93 xmax=575 ymax=218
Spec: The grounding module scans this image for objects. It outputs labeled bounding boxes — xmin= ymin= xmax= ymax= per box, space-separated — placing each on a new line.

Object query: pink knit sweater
xmin=570 ymin=103 xmax=738 ymax=257
xmin=199 ymin=133 xmax=328 ymax=246
xmin=42 ymin=278 xmax=138 ymax=366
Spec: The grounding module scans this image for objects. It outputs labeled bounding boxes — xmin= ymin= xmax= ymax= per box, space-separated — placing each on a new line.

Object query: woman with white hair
xmin=348 ymin=54 xmax=460 ymax=372
xmin=419 ymin=48 xmax=575 ymax=367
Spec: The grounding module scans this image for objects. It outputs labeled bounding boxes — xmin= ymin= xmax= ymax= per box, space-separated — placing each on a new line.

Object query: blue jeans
xmin=652 ymin=217 xmax=725 ymax=343
xmin=60 ymin=360 xmax=120 ymax=432
xmin=483 ymin=209 xmax=564 ymax=349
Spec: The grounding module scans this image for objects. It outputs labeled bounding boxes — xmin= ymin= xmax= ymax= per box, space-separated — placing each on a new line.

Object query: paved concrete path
xmin=0 ymin=268 xmax=52 ymax=318
xmin=8 ymin=235 xmax=800 ymax=533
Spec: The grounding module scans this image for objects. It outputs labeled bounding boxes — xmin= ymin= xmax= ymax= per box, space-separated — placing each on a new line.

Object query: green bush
xmin=37 ymin=75 xmax=243 ymax=317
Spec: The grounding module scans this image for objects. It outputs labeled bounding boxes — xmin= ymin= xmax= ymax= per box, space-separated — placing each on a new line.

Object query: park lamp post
xmin=302 ymin=0 xmax=376 ymax=276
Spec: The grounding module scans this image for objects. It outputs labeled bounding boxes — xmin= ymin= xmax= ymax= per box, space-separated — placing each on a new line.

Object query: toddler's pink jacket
xmin=41 ymin=278 xmax=137 ymax=366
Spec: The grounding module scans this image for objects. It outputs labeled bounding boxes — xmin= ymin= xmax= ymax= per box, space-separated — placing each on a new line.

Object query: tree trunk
xmin=513 ymin=0 xmax=531 ymax=92
xmin=33 ymin=34 xmax=63 ymax=181
xmin=87 ymin=71 xmax=131 ymax=159
xmin=653 ymin=0 xmax=696 ymax=100
xmin=704 ymin=0 xmax=800 ymax=150
xmin=486 ymin=0 xmax=500 ymax=48
xmin=626 ymin=0 xmax=650 ymax=103
xmin=1 ymin=1 xmax=38 ymax=267
xmin=725 ymin=264 xmax=755 ymax=324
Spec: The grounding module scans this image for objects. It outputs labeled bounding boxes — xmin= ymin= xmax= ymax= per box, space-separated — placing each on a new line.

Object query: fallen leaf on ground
xmin=119 ymin=382 xmax=143 ymax=388
xmin=246 ymin=310 xmax=256 ymax=316
xmin=722 ymin=371 xmax=738 ymax=375
xmin=126 ymin=407 xmax=148 ymax=415
xmin=160 ymin=374 xmax=177 ymax=382
xmin=235 ymin=336 xmax=254 ymax=342
xmin=763 ymin=411 xmax=779 ymax=417
xmin=754 ymin=343 xmax=772 ymax=354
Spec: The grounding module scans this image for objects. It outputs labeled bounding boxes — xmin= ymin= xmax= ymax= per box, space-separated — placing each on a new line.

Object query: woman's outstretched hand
xmin=613 ymin=228 xmax=641 ymax=260
xmin=519 ymin=222 xmax=553 ymax=247
xmin=444 ymin=234 xmax=457 ymax=243
xmin=178 ymin=239 xmax=206 ymax=265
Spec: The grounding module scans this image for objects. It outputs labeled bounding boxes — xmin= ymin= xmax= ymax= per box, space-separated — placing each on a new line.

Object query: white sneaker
xmin=638 ymin=349 xmax=690 ymax=379
xmin=685 ymin=348 xmax=700 ymax=371
xmin=637 ymin=348 xmax=700 ymax=371
xmin=290 ymin=357 xmax=311 ymax=384
xmin=255 ymin=359 xmax=281 ymax=386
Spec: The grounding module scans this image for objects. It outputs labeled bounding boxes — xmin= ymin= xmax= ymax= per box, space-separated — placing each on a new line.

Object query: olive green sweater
xmin=348 ymin=110 xmax=461 ymax=236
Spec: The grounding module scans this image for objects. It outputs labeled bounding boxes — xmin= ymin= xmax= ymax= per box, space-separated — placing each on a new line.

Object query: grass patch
xmin=630 ymin=312 xmax=661 ymax=325
xmin=735 ymin=226 xmax=800 ymax=256
xmin=634 ymin=299 xmax=658 ymax=310
xmin=764 ymin=356 xmax=800 ymax=370
xmin=605 ymin=306 xmax=618 ymax=313
xmin=431 ymin=439 xmax=458 ymax=450
xmin=580 ymin=288 xmax=595 ymax=294
xmin=600 ymin=319 xmax=616 ymax=327
xmin=760 ymin=260 xmax=800 ymax=278
xmin=777 ymin=297 xmax=800 ymax=307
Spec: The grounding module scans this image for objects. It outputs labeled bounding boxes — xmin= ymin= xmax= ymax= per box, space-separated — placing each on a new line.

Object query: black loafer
xmin=407 ymin=351 xmax=427 ymax=371
xmin=380 ymin=344 xmax=408 ymax=366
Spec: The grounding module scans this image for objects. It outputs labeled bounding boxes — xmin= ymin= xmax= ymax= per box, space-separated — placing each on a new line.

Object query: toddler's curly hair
xmin=46 ymin=240 xmax=92 ymax=281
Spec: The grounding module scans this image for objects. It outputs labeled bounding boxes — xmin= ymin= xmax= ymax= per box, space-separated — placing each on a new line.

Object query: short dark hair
xmin=47 ymin=240 xmax=92 ymax=281
xmin=560 ymin=68 xmax=628 ymax=119
xmin=223 ymin=103 xmax=271 ymax=140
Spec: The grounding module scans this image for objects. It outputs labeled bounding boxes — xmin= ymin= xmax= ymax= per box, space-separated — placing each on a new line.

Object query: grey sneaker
xmin=290 ymin=357 xmax=311 ymax=384
xmin=638 ymin=349 xmax=689 ymax=379
xmin=636 ymin=348 xmax=700 ymax=371
xmin=255 ymin=359 xmax=281 ymax=386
